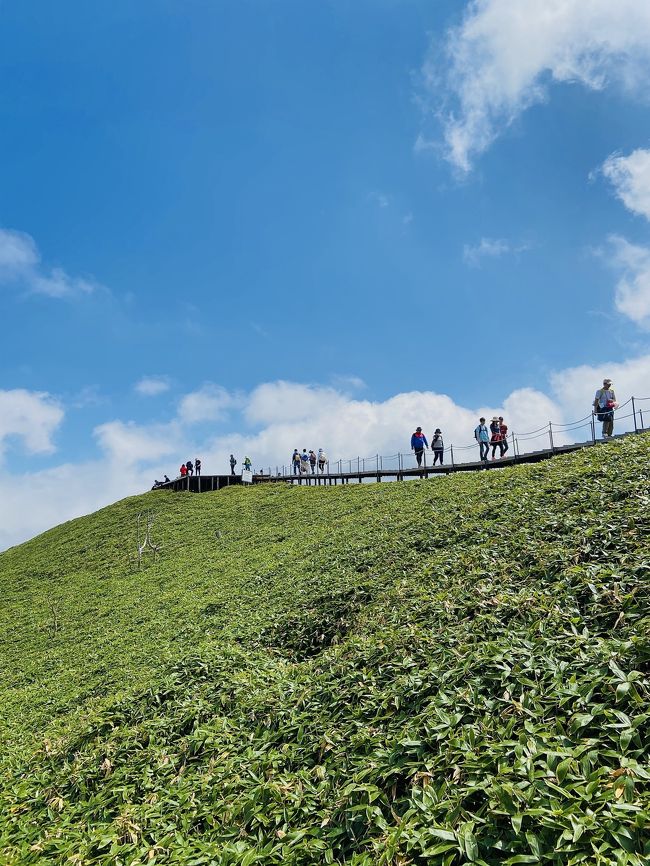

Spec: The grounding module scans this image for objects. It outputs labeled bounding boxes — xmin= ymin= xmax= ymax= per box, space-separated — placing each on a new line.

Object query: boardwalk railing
xmin=158 ymin=396 xmax=650 ymax=492
xmin=258 ymin=396 xmax=650 ymax=480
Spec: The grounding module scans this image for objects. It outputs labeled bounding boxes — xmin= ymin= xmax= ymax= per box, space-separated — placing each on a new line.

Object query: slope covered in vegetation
xmin=0 ymin=436 xmax=649 ymax=865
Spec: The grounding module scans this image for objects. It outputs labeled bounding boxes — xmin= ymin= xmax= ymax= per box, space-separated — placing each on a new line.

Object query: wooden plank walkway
xmin=156 ymin=432 xmax=645 ymax=494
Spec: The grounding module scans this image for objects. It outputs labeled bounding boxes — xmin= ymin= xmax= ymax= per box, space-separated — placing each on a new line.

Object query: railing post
xmin=398 ymin=452 xmax=402 ymax=478
xmin=358 ymin=457 xmax=361 ymax=473
xmin=450 ymin=445 xmax=455 ymax=467
xmin=549 ymin=422 xmax=554 ymax=452
xmin=632 ymin=397 xmax=638 ymax=432
xmin=641 ymin=409 xmax=645 ymax=430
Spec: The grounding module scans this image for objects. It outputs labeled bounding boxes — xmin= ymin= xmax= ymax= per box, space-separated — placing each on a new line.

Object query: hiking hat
xmin=603 ymin=378 xmax=612 ymax=385
xmin=416 ymin=426 xmax=422 ymax=431
xmin=435 ymin=428 xmax=441 ymax=433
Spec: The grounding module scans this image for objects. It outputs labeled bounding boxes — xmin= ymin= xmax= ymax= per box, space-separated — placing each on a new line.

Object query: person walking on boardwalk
xmin=317 ymin=448 xmax=327 ymax=473
xmin=243 ymin=456 xmax=252 ymax=472
xmin=292 ymin=449 xmax=301 ymax=475
xmin=308 ymin=450 xmax=317 ymax=474
xmin=489 ymin=417 xmax=502 ymax=460
xmin=300 ymin=449 xmax=310 ymax=474
xmin=411 ymin=426 xmax=428 ymax=467
xmin=195 ymin=458 xmax=201 ymax=476
xmin=593 ymin=378 xmax=617 ymax=438
xmin=431 ymin=428 xmax=444 ymax=465
xmin=498 ymin=416 xmax=509 ymax=457
xmin=474 ymin=418 xmax=489 ymax=462
xmin=229 ymin=454 xmax=237 ymax=476
xmin=185 ymin=459 xmax=194 ymax=476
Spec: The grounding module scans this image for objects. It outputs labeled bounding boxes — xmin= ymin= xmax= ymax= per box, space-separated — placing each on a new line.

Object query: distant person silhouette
xmin=229 ymin=454 xmax=237 ymax=475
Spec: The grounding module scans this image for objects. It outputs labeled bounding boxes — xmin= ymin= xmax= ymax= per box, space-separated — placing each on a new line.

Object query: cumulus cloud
xmin=463 ymin=237 xmax=530 ymax=266
xmin=423 ymin=0 xmax=650 ymax=171
xmin=0 ymin=228 xmax=98 ymax=298
xmin=602 ymin=148 xmax=650 ymax=221
xmin=178 ymin=384 xmax=238 ymax=424
xmin=134 ymin=376 xmax=171 ymax=397
xmin=0 ymin=389 xmax=64 ymax=458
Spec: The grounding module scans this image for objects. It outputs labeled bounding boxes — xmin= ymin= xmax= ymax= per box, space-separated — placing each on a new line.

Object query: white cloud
xmin=94 ymin=420 xmax=182 ymax=467
xmin=606 ymin=235 xmax=650 ymax=326
xmin=0 ymin=389 xmax=63 ymax=458
xmin=0 ymin=228 xmax=98 ymax=298
xmin=178 ymin=384 xmax=237 ymax=424
xmin=135 ymin=376 xmax=171 ymax=397
xmin=424 ymin=0 xmax=650 ymax=171
xmin=463 ymin=237 xmax=530 ymax=266
xmin=602 ymin=148 xmax=650 ymax=221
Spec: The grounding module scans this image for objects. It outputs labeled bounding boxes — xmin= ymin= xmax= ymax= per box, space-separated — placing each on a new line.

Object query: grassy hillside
xmin=0 ymin=436 xmax=648 ymax=865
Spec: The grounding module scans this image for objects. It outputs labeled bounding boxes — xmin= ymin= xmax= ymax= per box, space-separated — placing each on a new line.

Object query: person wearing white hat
xmin=593 ymin=378 xmax=617 ymax=438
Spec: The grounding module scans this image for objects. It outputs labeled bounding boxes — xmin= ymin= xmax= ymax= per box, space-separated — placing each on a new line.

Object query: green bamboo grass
xmin=0 ymin=436 xmax=648 ymax=864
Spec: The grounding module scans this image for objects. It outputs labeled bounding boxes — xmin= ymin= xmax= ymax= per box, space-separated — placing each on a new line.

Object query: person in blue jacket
xmin=410 ymin=426 xmax=428 ymax=467
xmin=474 ymin=417 xmax=490 ymax=462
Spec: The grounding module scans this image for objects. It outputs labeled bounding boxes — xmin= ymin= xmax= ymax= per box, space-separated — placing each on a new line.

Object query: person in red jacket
xmin=498 ymin=416 xmax=509 ymax=456
xmin=179 ymin=463 xmax=187 ymax=477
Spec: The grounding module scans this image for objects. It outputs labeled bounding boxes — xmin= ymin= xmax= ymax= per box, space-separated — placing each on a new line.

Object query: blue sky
xmin=2 ymin=0 xmax=650 ymax=547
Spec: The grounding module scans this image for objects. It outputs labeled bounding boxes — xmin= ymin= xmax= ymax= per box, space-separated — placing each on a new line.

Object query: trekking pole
xmin=591 ymin=412 xmax=596 ymax=444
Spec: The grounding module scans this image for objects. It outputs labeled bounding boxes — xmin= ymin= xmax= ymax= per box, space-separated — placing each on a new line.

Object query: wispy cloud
xmin=0 ymin=228 xmax=100 ymax=298
xmin=463 ymin=237 xmax=530 ymax=267
xmin=602 ymin=148 xmax=650 ymax=222
xmin=135 ymin=376 xmax=171 ymax=397
xmin=419 ymin=0 xmax=650 ymax=172
xmin=368 ymin=191 xmax=389 ymax=209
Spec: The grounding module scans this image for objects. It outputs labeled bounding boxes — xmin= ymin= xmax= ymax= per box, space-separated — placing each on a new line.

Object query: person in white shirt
xmin=593 ymin=378 xmax=617 ymax=438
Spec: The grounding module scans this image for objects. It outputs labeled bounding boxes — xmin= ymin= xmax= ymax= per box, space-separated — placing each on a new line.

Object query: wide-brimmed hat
xmin=491 ymin=416 xmax=499 ymax=421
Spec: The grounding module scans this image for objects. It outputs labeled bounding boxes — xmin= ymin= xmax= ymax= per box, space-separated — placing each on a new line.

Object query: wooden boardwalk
xmin=157 ymin=432 xmax=645 ymax=494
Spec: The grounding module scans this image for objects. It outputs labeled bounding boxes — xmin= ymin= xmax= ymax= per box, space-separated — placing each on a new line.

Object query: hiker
xmin=195 ymin=458 xmax=201 ymax=476
xmin=318 ymin=448 xmax=328 ymax=473
xmin=180 ymin=463 xmax=188 ymax=477
xmin=185 ymin=460 xmax=194 ymax=476
xmin=411 ymin=426 xmax=428 ymax=467
xmin=308 ymin=450 xmax=317 ymax=474
xmin=229 ymin=454 xmax=237 ymax=476
xmin=151 ymin=479 xmax=162 ymax=489
xmin=243 ymin=456 xmax=252 ymax=472
xmin=490 ymin=417 xmax=502 ymax=460
xmin=593 ymin=378 xmax=618 ymax=438
xmin=163 ymin=474 xmax=170 ymax=483
xmin=498 ymin=417 xmax=509 ymax=456
xmin=474 ymin=418 xmax=489 ymax=462
xmin=300 ymin=449 xmax=310 ymax=474
xmin=292 ymin=449 xmax=301 ymax=475
xmin=431 ymin=428 xmax=444 ymax=465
